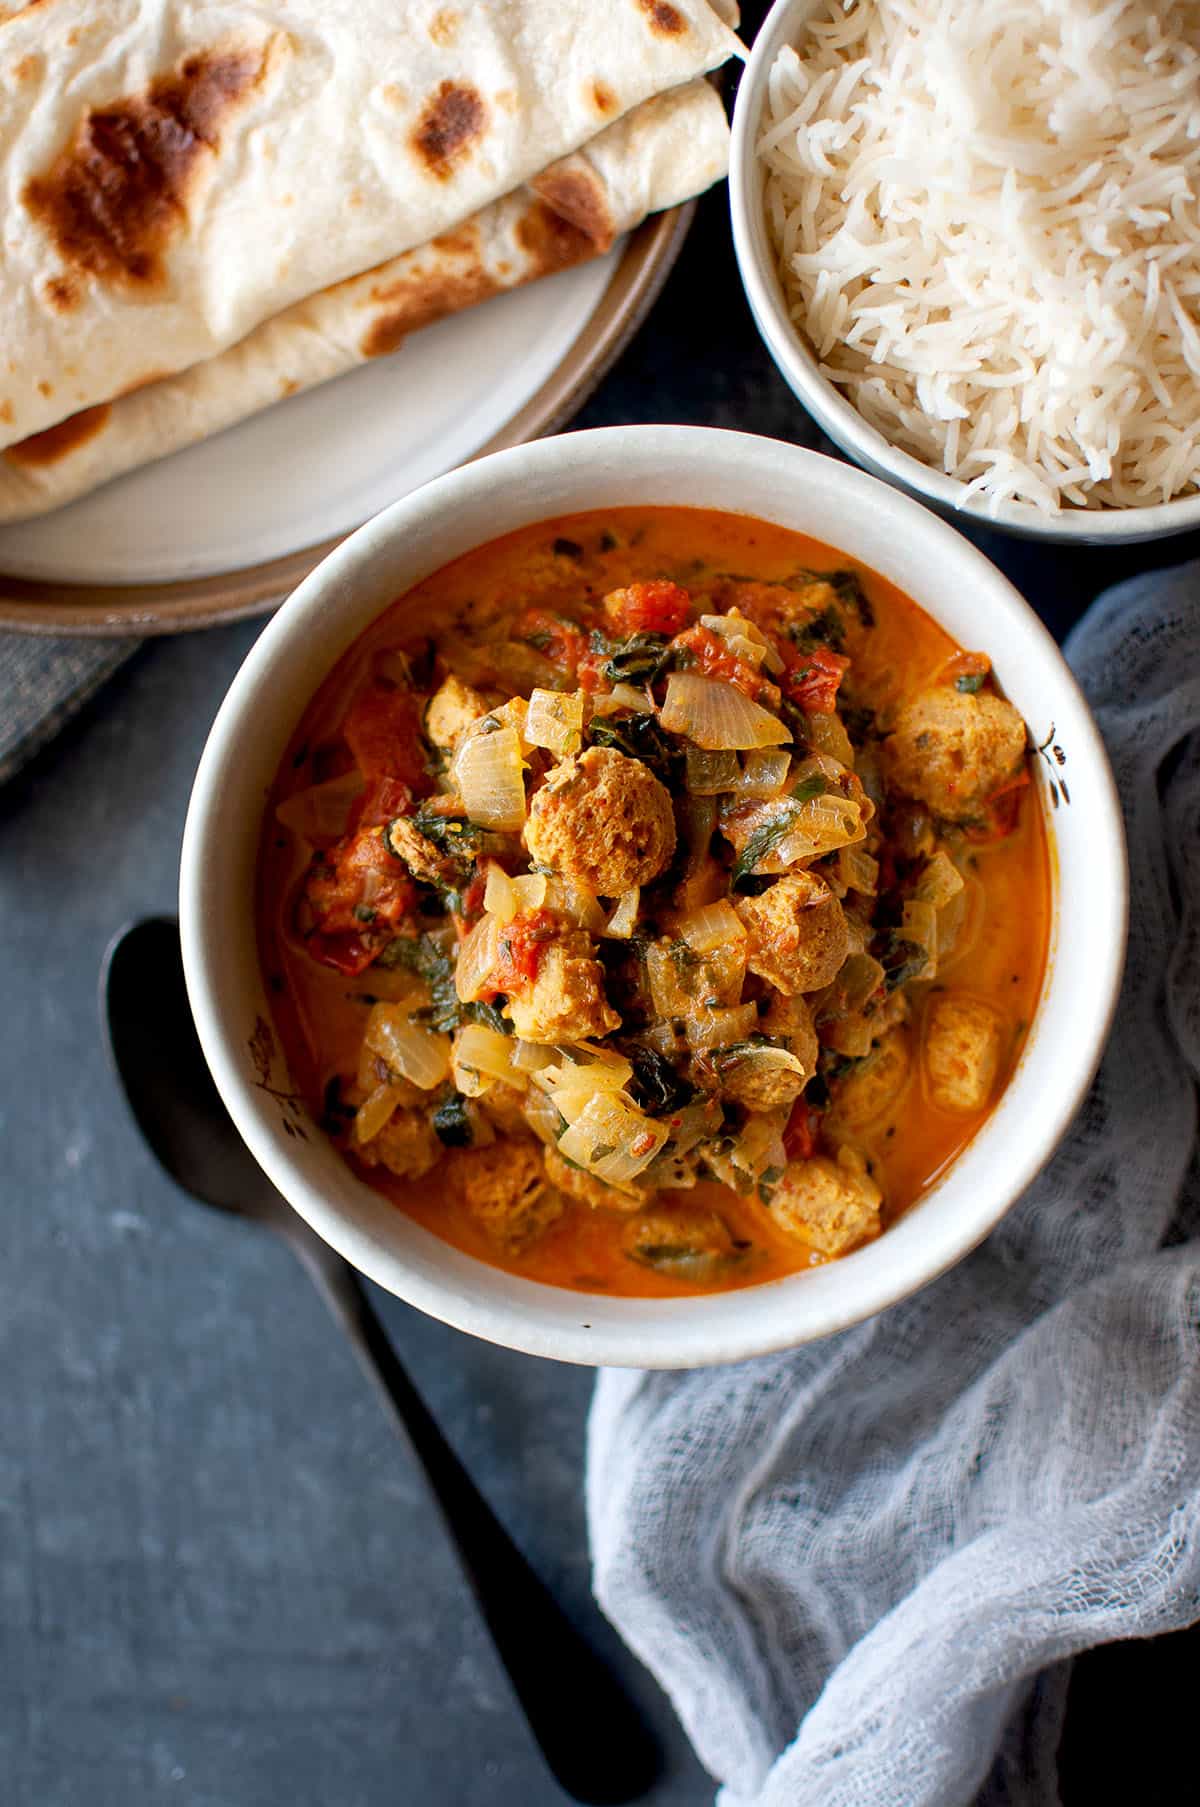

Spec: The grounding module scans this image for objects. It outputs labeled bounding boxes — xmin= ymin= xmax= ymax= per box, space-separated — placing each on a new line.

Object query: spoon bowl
xmin=101 ymin=916 xmax=661 ymax=1806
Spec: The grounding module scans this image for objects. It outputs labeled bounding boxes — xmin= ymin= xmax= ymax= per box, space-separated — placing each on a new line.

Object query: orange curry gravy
xmin=258 ymin=507 xmax=1052 ymax=1298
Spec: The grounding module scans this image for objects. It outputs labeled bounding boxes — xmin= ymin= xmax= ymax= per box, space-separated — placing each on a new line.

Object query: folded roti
xmin=0 ymin=80 xmax=728 ymax=522
xmin=0 ymin=0 xmax=740 ymax=450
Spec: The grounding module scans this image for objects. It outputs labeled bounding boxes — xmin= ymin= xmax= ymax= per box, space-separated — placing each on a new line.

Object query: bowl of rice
xmin=730 ymin=0 xmax=1200 ymax=543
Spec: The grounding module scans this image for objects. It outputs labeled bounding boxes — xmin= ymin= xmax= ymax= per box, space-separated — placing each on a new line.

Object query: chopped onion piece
xmin=507 ymin=874 xmax=546 ymax=915
xmin=511 ymin=1039 xmax=557 ymax=1074
xmin=660 ymin=1097 xmax=723 ymax=1159
xmin=793 ymin=751 xmax=851 ymax=787
xmin=679 ymin=899 xmax=746 ymax=954
xmin=807 ymin=710 xmax=856 ymax=767
xmin=364 ymin=1004 xmax=451 ymax=1090
xmin=721 ymin=1043 xmax=810 ymax=1081
xmin=773 ymin=796 xmax=866 ymax=867
xmin=901 ymin=898 xmax=939 ymax=961
xmin=483 ymin=861 xmax=516 ymax=924
xmin=645 ymin=942 xmax=693 ymax=1019
xmin=542 ymin=875 xmax=605 ymax=933
xmin=734 ymin=749 xmax=791 ymax=797
xmin=521 ymin=1085 xmax=565 ymax=1148
xmin=454 ymin=915 xmax=500 ymax=1003
xmin=661 ymin=673 xmax=790 ymax=750
xmin=705 ymin=1107 xmax=789 ymax=1193
xmin=275 ymin=771 xmax=364 ymax=843
xmin=603 ymin=887 xmax=640 ymax=939
xmin=590 ymin=683 xmax=648 ymax=716
xmin=556 ymin=1093 xmax=668 ymax=1185
xmin=685 ymin=748 xmax=740 ymax=794
xmin=685 ymin=1003 xmax=759 ymax=1050
xmin=353 ymin=1081 xmax=407 ymax=1145
xmin=838 ymin=843 xmax=880 ymax=895
xmin=525 ymin=688 xmax=584 ymax=758
xmin=639 ymin=1020 xmax=682 ymax=1059
xmin=454 ymin=724 xmax=526 ymax=830
xmin=452 ymin=1023 xmax=523 ymax=1097
xmin=914 ymin=850 xmax=965 ymax=910
xmin=840 ymin=953 xmax=887 ymax=1013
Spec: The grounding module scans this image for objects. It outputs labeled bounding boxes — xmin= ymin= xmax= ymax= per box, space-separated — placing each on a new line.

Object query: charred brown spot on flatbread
xmin=638 ymin=0 xmax=686 ymax=34
xmin=10 ymin=53 xmax=40 ymax=82
xmin=0 ymin=401 xmax=13 ymax=426
xmin=530 ymin=169 xmax=616 ymax=250
xmin=23 ymin=41 xmax=273 ymax=294
xmin=5 ymin=403 xmax=111 ymax=467
xmin=42 ymin=273 xmax=79 ymax=313
xmin=428 ymin=8 xmax=460 ymax=45
xmin=412 ymin=80 xmax=486 ymax=180
xmin=362 ymin=253 xmax=494 ymax=359
xmin=591 ymin=81 xmax=617 ymax=115
xmin=514 ymin=198 xmax=597 ymax=267
xmin=36 ymin=380 xmax=52 ymax=397
xmin=427 ymin=224 xmax=478 ymax=258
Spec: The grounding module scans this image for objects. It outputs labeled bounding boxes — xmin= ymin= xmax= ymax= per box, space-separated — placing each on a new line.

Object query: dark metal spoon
xmin=102 ymin=916 xmax=660 ymax=1805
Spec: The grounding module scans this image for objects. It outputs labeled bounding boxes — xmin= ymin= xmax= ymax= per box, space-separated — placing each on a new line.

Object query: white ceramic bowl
xmin=181 ymin=425 xmax=1126 ymax=1368
xmin=730 ymin=0 xmax=1200 ymax=547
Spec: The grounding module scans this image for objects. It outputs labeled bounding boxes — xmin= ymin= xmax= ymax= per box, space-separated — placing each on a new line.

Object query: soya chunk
xmin=923 ymin=993 xmax=1003 ymax=1113
xmin=355 ymin=1106 xmax=441 ymax=1182
xmin=503 ymin=931 xmax=620 ymax=1045
xmin=524 ymin=746 xmax=675 ymax=896
xmin=444 ymin=1138 xmax=563 ymax=1251
xmin=883 ymin=687 xmax=1025 ymax=822
xmin=765 ymin=1148 xmax=882 ymax=1257
xmin=425 ymin=675 xmax=490 ymax=751
xmin=826 ymin=1025 xmax=912 ymax=1134
xmin=734 ymin=872 xmax=849 ymax=996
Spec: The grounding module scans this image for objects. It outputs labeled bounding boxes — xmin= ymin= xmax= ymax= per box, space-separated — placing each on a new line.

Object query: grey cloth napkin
xmin=587 ymin=560 xmax=1200 ymax=1806
xmin=0 ymin=632 xmax=139 ymax=785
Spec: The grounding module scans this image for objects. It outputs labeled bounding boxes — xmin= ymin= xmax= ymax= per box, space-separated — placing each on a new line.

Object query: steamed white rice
xmin=760 ymin=0 xmax=1200 ymax=514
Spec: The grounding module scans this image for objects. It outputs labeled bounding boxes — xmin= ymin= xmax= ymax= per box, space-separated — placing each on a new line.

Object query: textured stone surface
xmin=4 ymin=159 xmax=1200 ymax=1807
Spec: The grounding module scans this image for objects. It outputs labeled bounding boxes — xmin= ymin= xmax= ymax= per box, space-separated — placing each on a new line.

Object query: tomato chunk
xmin=671 ymin=624 xmax=773 ymax=702
xmin=352 ymin=776 xmax=414 ymax=830
xmin=783 ymin=645 xmax=849 ymax=715
xmin=518 ymin=609 xmax=586 ymax=675
xmin=783 ymin=1095 xmax=820 ymax=1161
xmin=342 ymin=682 xmax=430 ymax=793
xmin=609 ymin=580 xmax=693 ymax=637
xmin=302 ymin=825 xmax=418 ymax=971
xmin=485 ymin=907 xmax=558 ymax=998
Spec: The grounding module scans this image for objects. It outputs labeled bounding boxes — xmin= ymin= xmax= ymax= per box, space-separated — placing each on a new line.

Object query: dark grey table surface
xmin=4 ymin=115 xmax=1200 ymax=1807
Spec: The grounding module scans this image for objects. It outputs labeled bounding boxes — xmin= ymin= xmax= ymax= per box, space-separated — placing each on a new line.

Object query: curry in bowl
xmin=258 ymin=508 xmax=1049 ymax=1297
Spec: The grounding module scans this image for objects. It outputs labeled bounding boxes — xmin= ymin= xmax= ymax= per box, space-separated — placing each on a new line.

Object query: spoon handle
xmin=285 ymin=1224 xmax=659 ymax=1806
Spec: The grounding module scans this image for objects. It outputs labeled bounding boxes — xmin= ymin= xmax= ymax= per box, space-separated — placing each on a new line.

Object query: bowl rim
xmin=180 ymin=423 xmax=1128 ymax=1367
xmin=728 ymin=0 xmax=1200 ymax=546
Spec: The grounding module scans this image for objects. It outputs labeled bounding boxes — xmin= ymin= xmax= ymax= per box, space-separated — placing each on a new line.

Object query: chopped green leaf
xmin=603 ymin=633 xmax=672 ymax=687
xmin=626 ymin=1047 xmax=695 ymax=1117
xmin=789 ymin=606 xmax=846 ymax=653
xmin=586 ymin=712 xmax=678 ymax=784
xmin=433 ymin=1094 xmax=474 ymax=1148
xmin=956 ymin=671 xmax=987 ymax=694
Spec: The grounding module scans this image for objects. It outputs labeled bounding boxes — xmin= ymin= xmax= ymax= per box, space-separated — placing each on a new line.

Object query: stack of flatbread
xmin=0 ymin=0 xmax=741 ymax=523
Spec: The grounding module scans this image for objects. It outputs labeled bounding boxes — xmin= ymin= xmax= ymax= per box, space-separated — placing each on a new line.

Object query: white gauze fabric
xmin=588 ymin=561 xmax=1200 ymax=1807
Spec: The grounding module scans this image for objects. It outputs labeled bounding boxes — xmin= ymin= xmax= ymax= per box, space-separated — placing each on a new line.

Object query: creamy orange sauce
xmin=258 ymin=506 xmax=1052 ymax=1298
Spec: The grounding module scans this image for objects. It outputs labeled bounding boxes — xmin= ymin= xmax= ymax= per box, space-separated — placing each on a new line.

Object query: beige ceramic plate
xmin=0 ymin=206 xmax=692 ymax=637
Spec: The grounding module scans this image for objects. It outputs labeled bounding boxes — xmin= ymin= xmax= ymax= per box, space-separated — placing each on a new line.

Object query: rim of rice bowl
xmin=731 ymin=0 xmax=1200 ymax=545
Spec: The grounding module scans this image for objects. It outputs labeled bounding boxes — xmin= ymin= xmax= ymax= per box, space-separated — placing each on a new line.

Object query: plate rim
xmin=0 ymin=202 xmax=694 ymax=639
